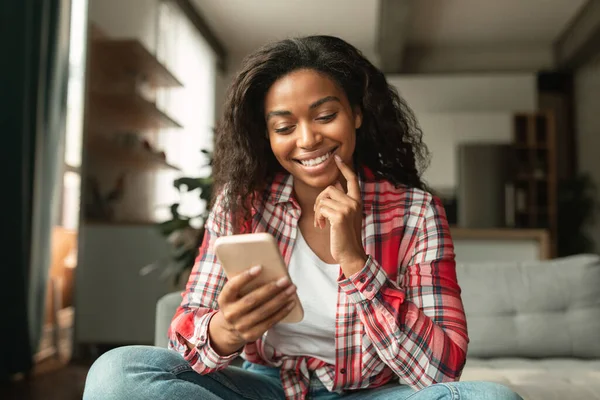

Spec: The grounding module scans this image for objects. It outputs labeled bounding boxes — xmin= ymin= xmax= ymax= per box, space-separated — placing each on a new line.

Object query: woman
xmin=84 ymin=36 xmax=522 ymax=400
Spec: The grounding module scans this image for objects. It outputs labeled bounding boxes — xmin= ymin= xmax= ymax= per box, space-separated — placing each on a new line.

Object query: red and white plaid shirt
xmin=169 ymin=169 xmax=469 ymax=400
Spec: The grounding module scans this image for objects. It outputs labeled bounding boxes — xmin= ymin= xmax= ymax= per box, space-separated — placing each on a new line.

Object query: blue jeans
xmin=83 ymin=345 xmax=523 ymax=400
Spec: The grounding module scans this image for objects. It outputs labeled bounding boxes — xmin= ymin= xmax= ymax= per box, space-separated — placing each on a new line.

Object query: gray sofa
xmin=155 ymin=254 xmax=600 ymax=400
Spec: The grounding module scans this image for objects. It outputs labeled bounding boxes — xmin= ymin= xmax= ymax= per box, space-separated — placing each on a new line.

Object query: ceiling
xmin=191 ymin=0 xmax=380 ymax=58
xmin=192 ymin=0 xmax=588 ymax=67
xmin=408 ymin=0 xmax=587 ymax=47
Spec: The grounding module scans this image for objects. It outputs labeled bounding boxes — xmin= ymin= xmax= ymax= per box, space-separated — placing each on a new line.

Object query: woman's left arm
xmin=338 ymin=196 xmax=469 ymax=388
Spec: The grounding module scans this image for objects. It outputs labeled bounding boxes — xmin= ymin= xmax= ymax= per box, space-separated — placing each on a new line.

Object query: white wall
xmin=417 ymin=113 xmax=514 ymax=189
xmin=575 ymin=55 xmax=600 ymax=253
xmin=387 ymin=74 xmax=537 ymax=113
xmin=387 ymin=74 xmax=537 ymax=190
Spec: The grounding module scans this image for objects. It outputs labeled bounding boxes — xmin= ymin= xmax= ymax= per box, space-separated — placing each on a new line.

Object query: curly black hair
xmin=213 ymin=35 xmax=429 ymax=225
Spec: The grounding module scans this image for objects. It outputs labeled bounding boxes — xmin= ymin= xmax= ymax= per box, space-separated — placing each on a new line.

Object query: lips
xmin=293 ymin=146 xmax=338 ymax=167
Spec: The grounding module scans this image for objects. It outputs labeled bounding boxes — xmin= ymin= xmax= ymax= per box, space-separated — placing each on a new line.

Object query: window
xmin=153 ymin=1 xmax=216 ymax=223
xmin=61 ymin=0 xmax=88 ymax=230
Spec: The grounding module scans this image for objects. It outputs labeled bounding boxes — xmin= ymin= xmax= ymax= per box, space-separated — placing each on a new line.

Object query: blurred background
xmin=2 ymin=0 xmax=599 ymax=398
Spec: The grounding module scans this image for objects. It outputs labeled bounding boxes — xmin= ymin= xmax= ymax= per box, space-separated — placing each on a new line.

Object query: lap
xmin=83 ymin=345 xmax=284 ymax=400
xmin=337 ymin=381 xmax=522 ymax=400
xmin=84 ymin=346 xmax=522 ymax=400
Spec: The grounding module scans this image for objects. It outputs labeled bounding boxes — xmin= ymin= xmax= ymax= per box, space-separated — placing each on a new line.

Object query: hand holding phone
xmin=208 ymin=265 xmax=298 ymax=355
xmin=207 ymin=233 xmax=304 ymax=356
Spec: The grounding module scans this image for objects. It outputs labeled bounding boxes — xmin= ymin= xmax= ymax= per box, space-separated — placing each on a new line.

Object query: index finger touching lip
xmin=334 ymin=155 xmax=360 ymax=200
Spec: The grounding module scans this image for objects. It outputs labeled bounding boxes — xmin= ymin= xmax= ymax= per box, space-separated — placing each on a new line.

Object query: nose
xmin=296 ymin=122 xmax=322 ymax=149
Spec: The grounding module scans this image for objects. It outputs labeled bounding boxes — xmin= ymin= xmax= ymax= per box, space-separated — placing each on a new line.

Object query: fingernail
xmin=334 ymin=155 xmax=342 ymax=162
xmin=285 ymin=285 xmax=296 ymax=295
xmin=276 ymin=276 xmax=289 ymax=287
xmin=249 ymin=265 xmax=262 ymax=275
xmin=287 ymin=301 xmax=295 ymax=310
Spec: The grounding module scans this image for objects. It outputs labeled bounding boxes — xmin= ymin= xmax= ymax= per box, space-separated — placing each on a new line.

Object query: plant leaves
xmin=157 ymin=218 xmax=190 ymax=236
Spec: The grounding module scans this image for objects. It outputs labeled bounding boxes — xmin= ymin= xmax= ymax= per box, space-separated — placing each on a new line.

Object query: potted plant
xmin=141 ymin=149 xmax=213 ymax=287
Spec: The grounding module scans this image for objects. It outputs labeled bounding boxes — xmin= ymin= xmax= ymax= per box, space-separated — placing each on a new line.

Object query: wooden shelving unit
xmin=82 ymin=27 xmax=184 ymax=224
xmin=88 ymin=137 xmax=180 ymax=172
xmin=89 ymin=91 xmax=182 ymax=131
xmin=90 ymin=39 xmax=183 ymax=88
xmin=511 ymin=112 xmax=557 ymax=256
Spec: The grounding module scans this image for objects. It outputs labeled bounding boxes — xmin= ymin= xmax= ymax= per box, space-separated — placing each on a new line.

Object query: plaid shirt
xmin=169 ymin=170 xmax=469 ymax=400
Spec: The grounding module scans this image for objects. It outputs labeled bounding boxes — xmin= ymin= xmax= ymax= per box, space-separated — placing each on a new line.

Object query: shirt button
xmin=366 ymin=284 xmax=374 ymax=292
xmin=200 ymin=336 xmax=205 ymax=341
xmin=340 ymin=368 xmax=346 ymax=374
xmin=359 ymin=276 xmax=366 ymax=283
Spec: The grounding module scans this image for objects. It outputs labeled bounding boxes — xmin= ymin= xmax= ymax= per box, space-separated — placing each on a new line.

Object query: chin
xmin=291 ymin=165 xmax=340 ymax=189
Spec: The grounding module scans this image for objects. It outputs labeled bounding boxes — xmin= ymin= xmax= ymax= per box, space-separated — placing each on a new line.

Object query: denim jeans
xmin=83 ymin=345 xmax=523 ymax=400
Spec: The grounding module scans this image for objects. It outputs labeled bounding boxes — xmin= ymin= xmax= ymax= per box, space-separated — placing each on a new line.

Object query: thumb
xmin=334 ymin=181 xmax=344 ymax=192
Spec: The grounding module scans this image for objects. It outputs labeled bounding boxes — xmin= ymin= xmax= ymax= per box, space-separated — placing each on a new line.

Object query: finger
xmin=316 ymin=187 xmax=354 ymax=208
xmin=314 ymin=186 xmax=352 ymax=229
xmin=318 ymin=204 xmax=342 ymax=225
xmin=219 ymin=265 xmax=262 ymax=303
xmin=234 ymin=285 xmax=297 ymax=332
xmin=334 ymin=155 xmax=360 ymax=201
xmin=241 ymin=299 xmax=296 ymax=341
xmin=225 ymin=276 xmax=293 ymax=320
xmin=319 ymin=198 xmax=350 ymax=213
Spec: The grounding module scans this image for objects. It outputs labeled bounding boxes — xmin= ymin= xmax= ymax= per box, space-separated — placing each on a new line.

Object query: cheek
xmin=269 ymin=136 xmax=295 ymax=161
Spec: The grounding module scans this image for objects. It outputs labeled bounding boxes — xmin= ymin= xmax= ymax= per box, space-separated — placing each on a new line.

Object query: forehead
xmin=264 ymin=69 xmax=346 ymax=110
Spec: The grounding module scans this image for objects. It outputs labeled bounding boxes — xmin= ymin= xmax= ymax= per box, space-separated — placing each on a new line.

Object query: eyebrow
xmin=265 ymin=96 xmax=341 ymax=121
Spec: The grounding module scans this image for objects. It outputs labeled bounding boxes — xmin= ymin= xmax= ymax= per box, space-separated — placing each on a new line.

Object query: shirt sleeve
xmin=338 ymin=195 xmax=469 ymax=388
xmin=167 ymin=193 xmax=241 ymax=373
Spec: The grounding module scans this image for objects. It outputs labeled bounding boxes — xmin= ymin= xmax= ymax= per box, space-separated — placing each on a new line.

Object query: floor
xmin=2 ymin=362 xmax=89 ymax=400
xmin=1 ymin=307 xmax=90 ymax=400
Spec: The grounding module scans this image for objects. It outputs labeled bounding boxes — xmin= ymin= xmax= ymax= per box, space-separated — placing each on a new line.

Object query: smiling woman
xmin=83 ymin=35 xmax=523 ymax=400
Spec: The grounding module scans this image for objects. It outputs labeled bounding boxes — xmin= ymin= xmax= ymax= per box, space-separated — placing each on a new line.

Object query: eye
xmin=274 ymin=125 xmax=294 ymax=134
xmin=316 ymin=113 xmax=337 ymax=122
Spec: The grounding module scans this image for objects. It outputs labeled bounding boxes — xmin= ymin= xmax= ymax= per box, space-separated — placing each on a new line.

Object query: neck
xmin=293 ymin=181 xmax=322 ymax=213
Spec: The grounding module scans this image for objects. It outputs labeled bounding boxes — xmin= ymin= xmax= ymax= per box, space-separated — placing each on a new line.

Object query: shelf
xmin=87 ymin=138 xmax=181 ymax=172
xmin=88 ymin=91 xmax=182 ymax=131
xmin=91 ymin=39 xmax=183 ymax=88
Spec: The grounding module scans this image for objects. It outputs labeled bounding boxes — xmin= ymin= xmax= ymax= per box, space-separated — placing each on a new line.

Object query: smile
xmin=294 ymin=147 xmax=338 ymax=167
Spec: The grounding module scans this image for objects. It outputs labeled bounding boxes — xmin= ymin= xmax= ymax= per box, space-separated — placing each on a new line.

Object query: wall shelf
xmin=91 ymin=39 xmax=183 ymax=88
xmin=511 ymin=112 xmax=557 ymax=256
xmin=89 ymin=91 xmax=182 ymax=132
xmin=88 ymin=137 xmax=180 ymax=172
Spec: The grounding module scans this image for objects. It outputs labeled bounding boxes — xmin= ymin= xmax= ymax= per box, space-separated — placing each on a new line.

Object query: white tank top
xmin=263 ymin=229 xmax=339 ymax=365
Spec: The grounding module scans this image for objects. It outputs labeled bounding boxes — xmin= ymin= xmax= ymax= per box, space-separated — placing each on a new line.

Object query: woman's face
xmin=264 ymin=69 xmax=362 ymax=190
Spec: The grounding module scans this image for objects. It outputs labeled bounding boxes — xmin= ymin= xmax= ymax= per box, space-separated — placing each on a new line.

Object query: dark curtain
xmin=0 ymin=0 xmax=71 ymax=380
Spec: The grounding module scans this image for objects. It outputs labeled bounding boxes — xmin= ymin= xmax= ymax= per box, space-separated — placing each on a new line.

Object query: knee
xmin=435 ymin=381 xmax=523 ymax=400
xmin=468 ymin=382 xmax=523 ymax=400
xmin=418 ymin=381 xmax=522 ymax=400
xmin=83 ymin=345 xmax=184 ymax=400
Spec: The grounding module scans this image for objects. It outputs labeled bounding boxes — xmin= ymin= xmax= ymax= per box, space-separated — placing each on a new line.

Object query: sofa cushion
xmin=462 ymin=357 xmax=600 ymax=400
xmin=457 ymin=254 xmax=600 ymax=359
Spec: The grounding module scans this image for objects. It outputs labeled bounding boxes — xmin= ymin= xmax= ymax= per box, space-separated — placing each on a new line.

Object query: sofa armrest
xmin=155 ymin=292 xmax=182 ymax=348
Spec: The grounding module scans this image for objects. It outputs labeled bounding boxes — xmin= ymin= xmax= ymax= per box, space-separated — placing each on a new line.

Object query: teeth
xmin=300 ymin=152 xmax=331 ymax=167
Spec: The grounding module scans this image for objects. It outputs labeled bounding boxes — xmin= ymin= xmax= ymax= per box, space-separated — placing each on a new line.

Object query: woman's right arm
xmin=167 ymin=195 xmax=297 ymax=373
xmin=167 ymin=196 xmax=241 ymax=373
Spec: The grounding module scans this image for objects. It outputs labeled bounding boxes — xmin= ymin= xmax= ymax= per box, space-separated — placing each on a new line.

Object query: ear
xmin=353 ymin=107 xmax=363 ymax=129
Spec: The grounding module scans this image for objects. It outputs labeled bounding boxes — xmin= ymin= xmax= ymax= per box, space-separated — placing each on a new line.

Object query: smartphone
xmin=214 ymin=232 xmax=304 ymax=323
